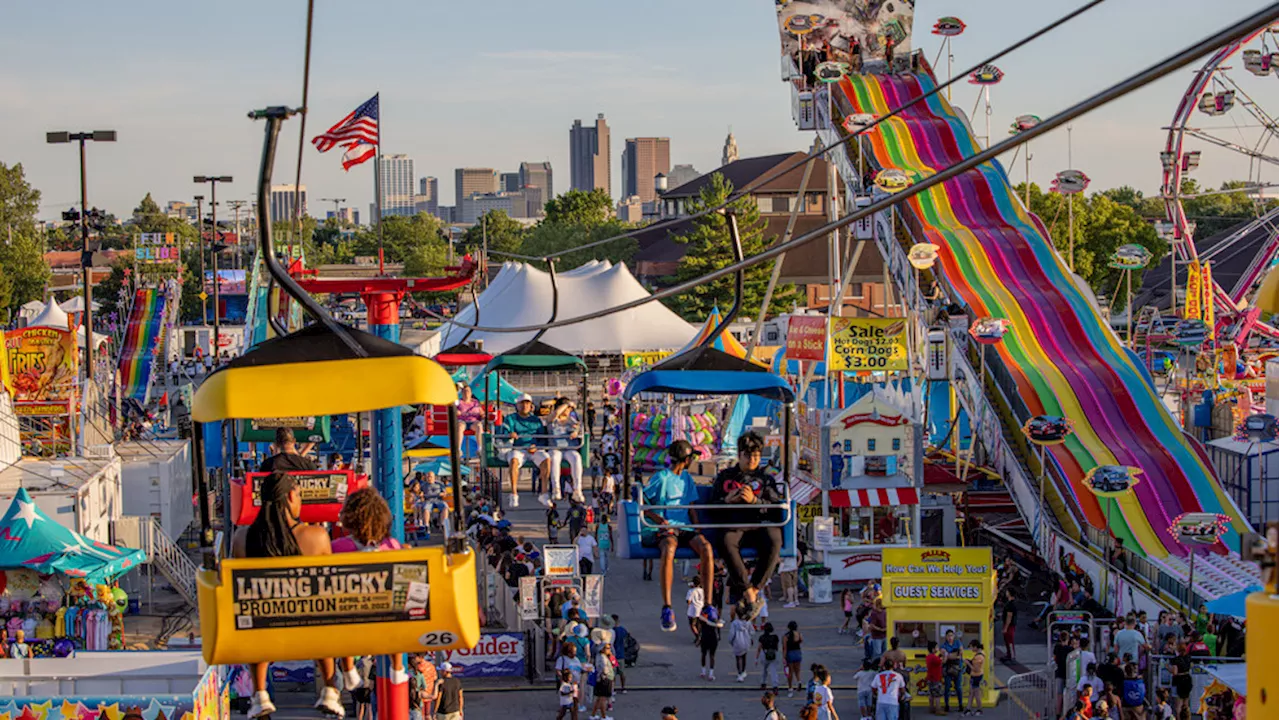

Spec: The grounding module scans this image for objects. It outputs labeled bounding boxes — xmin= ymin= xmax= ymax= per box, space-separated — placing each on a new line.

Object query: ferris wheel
xmin=1161 ymin=25 xmax=1279 ymax=339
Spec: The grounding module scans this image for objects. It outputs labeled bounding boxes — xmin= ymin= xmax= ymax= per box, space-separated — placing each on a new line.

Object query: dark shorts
xmin=970 ymin=675 xmax=984 ymax=689
xmin=642 ymin=528 xmax=701 ymax=549
xmin=594 ymin=678 xmax=613 ymax=697
xmin=353 ymin=688 xmax=372 ymax=704
xmin=1173 ymin=675 xmax=1192 ymax=698
xmin=785 ymin=650 xmax=803 ymax=664
xmin=844 ymin=610 xmax=853 ymax=618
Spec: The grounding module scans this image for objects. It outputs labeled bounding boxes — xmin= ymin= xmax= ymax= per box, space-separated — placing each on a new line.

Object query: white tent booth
xmin=431 ymin=260 xmax=697 ymax=357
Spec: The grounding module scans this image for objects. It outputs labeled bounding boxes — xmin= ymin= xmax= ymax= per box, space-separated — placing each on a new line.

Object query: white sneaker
xmin=708 ymin=670 xmax=715 ymax=681
xmin=314 ymin=687 xmax=345 ymax=717
xmin=342 ymin=667 xmax=362 ymax=690
xmin=389 ymin=667 xmax=409 ymax=685
xmin=700 ymin=668 xmax=707 ymax=679
xmin=538 ymin=493 xmax=551 ymax=507
xmin=248 ymin=691 xmax=275 ymax=718
xmin=572 ymin=492 xmax=586 ymax=504
xmin=737 ymin=672 xmax=746 ymax=682
xmin=784 ymin=602 xmax=799 ymax=608
xmin=510 ymin=494 xmax=519 ymax=508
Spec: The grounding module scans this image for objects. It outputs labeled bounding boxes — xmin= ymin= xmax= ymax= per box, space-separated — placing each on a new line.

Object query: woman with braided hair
xmin=232 ymin=472 xmax=343 ymax=718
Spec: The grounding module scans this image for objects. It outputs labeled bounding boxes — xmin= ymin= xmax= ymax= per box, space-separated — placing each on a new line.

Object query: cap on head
xmin=518 ymin=393 xmax=533 ymax=403
xmin=440 ymin=661 xmax=454 ymax=672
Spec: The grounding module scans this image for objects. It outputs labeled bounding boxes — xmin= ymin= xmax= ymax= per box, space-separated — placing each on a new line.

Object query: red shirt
xmin=925 ymin=652 xmax=943 ymax=682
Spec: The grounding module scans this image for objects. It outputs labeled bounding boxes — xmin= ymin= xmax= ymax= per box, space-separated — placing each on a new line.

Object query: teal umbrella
xmin=412 ymin=459 xmax=472 ymax=476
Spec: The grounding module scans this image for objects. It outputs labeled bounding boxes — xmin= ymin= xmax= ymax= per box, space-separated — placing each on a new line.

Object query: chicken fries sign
xmin=5 ymin=326 xmax=76 ymax=415
xmin=829 ymin=318 xmax=908 ymax=372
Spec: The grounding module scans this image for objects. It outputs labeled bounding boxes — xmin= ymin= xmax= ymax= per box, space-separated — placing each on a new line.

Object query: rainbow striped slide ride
xmin=838 ymin=73 xmax=1248 ymax=558
xmin=118 ymin=287 xmax=167 ymax=403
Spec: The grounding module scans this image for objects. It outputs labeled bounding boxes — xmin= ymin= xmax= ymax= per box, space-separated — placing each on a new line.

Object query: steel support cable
xmin=289 ymin=0 xmax=315 ymax=256
xmin=432 ymin=5 xmax=1279 ymax=336
xmin=490 ymin=0 xmax=1110 ymax=264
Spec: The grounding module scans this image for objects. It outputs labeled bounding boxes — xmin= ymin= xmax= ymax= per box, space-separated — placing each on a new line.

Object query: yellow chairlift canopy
xmin=193 ymin=323 xmax=458 ymax=422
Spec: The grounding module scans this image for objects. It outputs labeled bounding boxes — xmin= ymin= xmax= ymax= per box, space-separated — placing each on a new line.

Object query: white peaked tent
xmin=28 ymin=300 xmax=71 ymax=330
xmin=434 ymin=261 xmax=697 ymax=356
xmin=59 ymin=296 xmax=101 ymax=313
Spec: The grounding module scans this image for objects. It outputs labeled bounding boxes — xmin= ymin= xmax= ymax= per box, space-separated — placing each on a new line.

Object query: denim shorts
xmin=785 ymin=650 xmax=803 ymax=664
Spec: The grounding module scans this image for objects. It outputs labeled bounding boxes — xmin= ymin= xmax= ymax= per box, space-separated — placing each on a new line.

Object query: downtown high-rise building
xmin=416 ymin=176 xmax=439 ymax=216
xmin=519 ymin=161 xmax=553 ymax=211
xmin=500 ymin=172 xmax=521 ymax=192
xmin=569 ymin=114 xmax=611 ymax=197
xmin=621 ymin=137 xmax=671 ymax=204
xmin=269 ymin=184 xmax=307 ymax=224
xmin=455 ymin=168 xmax=499 ymax=208
xmin=379 ymin=154 xmax=416 ymax=217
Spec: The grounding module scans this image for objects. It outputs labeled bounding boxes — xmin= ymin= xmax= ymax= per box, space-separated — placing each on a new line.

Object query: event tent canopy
xmin=434 ymin=261 xmax=696 ymax=356
xmin=0 ymin=488 xmax=146 ymax=583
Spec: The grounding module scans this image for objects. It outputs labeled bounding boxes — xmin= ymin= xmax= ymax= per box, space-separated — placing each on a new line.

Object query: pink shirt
xmin=331 ymin=536 xmax=403 ymax=553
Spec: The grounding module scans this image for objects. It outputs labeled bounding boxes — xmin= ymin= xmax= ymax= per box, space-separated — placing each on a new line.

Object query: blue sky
xmin=1 ymin=0 xmax=1273 ymax=221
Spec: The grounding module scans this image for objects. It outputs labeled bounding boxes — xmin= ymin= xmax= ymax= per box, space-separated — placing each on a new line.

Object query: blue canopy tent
xmin=0 ymin=488 xmax=145 ymax=583
xmin=1205 ymin=585 xmax=1263 ymax=618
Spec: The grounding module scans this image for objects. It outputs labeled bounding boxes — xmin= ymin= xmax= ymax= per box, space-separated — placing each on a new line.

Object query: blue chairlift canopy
xmin=625 ymin=346 xmax=795 ymax=402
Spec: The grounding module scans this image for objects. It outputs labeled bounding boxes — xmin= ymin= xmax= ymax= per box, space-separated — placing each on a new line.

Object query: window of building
xmin=867 ymin=438 xmax=876 ymax=452
xmin=892 ymin=438 xmax=901 ymax=451
xmin=848 ymin=283 xmax=865 ymax=298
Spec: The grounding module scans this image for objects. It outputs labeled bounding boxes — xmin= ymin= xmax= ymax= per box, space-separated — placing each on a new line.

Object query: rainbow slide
xmin=839 ymin=73 xmax=1248 ymax=558
xmin=118 ymin=287 xmax=167 ymax=403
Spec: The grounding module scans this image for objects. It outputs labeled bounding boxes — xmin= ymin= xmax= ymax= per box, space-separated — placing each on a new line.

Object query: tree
xmin=542 ymin=189 xmax=613 ymax=226
xmin=520 ymin=217 xmax=638 ymax=269
xmin=461 ymin=210 xmax=524 ymax=257
xmin=1177 ymin=179 xmax=1277 ymax=240
xmin=359 ymin=213 xmax=448 ymax=264
xmin=664 ymin=173 xmax=800 ymax=320
xmin=0 ymin=163 xmax=50 ymax=314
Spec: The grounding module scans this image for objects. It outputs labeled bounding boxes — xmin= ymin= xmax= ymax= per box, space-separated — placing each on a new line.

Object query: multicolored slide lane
xmin=839 ymin=73 xmax=1248 ymax=558
xmin=119 ymin=287 xmax=167 ymax=403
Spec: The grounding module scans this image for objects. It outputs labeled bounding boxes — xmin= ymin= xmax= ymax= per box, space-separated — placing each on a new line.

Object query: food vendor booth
xmin=881 ymin=547 xmax=998 ymax=707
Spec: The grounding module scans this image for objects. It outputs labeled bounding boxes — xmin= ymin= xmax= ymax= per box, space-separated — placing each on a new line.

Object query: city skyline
xmin=4 ymin=1 xmax=1273 ymax=222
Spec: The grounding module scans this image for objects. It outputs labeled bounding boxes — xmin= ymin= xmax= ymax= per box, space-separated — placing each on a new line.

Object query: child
xmin=840 ymin=588 xmax=855 ymax=634
xmin=686 ymin=577 xmax=705 ymax=644
xmin=853 ymin=658 xmax=877 ymax=719
xmin=547 ymin=501 xmax=561 ymax=543
xmin=699 ymin=606 xmax=723 ymax=681
xmin=729 ymin=608 xmax=754 ymax=682
xmin=334 ymin=489 xmax=407 ymax=688
xmin=1153 ymin=687 xmax=1173 ymax=720
xmin=556 ymin=669 xmax=578 ymax=720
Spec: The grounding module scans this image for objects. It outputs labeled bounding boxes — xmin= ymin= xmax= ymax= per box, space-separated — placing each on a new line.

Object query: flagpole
xmin=374 ymin=93 xmax=384 ymax=276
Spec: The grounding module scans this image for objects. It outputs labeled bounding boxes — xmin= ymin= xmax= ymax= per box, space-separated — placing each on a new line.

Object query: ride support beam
xmin=365 ymin=290 xmax=407 ymax=542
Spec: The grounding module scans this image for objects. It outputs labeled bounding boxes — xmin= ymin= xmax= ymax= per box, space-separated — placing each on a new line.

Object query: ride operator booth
xmin=880 ymin=547 xmax=998 ymax=708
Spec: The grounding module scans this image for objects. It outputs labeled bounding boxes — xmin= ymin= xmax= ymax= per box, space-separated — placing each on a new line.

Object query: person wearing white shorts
xmin=498 ymin=394 xmax=548 ymax=508
xmin=541 ymin=398 xmax=585 ymax=505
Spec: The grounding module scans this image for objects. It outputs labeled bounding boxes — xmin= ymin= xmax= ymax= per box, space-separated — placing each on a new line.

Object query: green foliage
xmin=95 ymin=259 xmax=131 ymax=322
xmin=179 ymin=248 xmax=204 ymax=323
xmin=521 ymin=218 xmax=637 ymax=269
xmin=665 ymin=173 xmax=800 ymax=320
xmin=462 ymin=210 xmax=524 ymax=256
xmin=542 ymin=189 xmax=613 ymax=226
xmin=1176 ymin=179 xmax=1277 ymax=240
xmin=0 ymin=163 xmax=49 ymax=314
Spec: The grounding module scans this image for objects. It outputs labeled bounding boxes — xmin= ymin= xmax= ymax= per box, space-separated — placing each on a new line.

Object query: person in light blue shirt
xmin=497 ymin=393 xmax=549 ymax=509
xmin=642 ymin=439 xmax=715 ymax=633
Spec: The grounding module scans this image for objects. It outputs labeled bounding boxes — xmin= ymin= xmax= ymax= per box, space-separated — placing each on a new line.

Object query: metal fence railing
xmin=1005 ymin=670 xmax=1052 ymax=720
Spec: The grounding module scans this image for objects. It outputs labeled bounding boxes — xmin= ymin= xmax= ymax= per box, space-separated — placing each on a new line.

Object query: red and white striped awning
xmin=828 ymin=487 xmax=920 ymax=508
xmin=790 ymin=479 xmax=822 ymax=506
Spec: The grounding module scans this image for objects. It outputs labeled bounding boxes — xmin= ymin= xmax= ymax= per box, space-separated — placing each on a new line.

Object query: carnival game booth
xmin=0 ymin=488 xmax=146 ymax=654
xmin=880 ymin=547 xmax=998 ymax=708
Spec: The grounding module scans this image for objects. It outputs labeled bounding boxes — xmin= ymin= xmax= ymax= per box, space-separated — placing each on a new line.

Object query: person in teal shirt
xmin=595 ymin=515 xmax=614 ymax=575
xmin=643 ymin=440 xmax=715 ymax=633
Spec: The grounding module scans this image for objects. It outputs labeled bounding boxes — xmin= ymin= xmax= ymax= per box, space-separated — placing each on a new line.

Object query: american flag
xmin=312 ymin=94 xmax=379 ymax=171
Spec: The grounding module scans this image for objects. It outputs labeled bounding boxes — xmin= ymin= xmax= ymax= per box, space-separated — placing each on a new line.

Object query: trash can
xmin=808 ymin=565 xmax=833 ymax=604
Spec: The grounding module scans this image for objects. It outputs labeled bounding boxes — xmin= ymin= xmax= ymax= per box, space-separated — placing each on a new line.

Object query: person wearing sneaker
xmin=640 ymin=440 xmax=714 ymax=633
xmin=708 ymin=433 xmax=785 ymax=624
xmin=544 ymin=398 xmax=586 ymax=504
xmin=333 ymin=489 xmax=408 ymax=693
xmin=497 ymin=394 xmax=548 ymax=509
xmin=590 ymin=643 xmax=617 ymax=720
xmin=779 ymin=554 xmax=800 ymax=608
xmin=433 ymin=662 xmax=464 ymax=720
xmin=698 ymin=606 xmax=723 ymax=681
xmin=231 ymin=472 xmax=343 ymax=718
xmin=728 ymin=608 xmax=753 ymax=682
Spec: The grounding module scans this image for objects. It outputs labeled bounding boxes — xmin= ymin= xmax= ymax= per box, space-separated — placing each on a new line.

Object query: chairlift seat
xmin=620 ymin=485 xmax=797 ymax=560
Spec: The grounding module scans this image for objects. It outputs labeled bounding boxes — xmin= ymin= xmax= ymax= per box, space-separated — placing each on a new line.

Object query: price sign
xmin=829 ymin=318 xmax=908 ymax=371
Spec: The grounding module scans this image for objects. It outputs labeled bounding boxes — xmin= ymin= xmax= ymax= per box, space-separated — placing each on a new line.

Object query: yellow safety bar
xmin=197 ymin=545 xmax=479 ymax=665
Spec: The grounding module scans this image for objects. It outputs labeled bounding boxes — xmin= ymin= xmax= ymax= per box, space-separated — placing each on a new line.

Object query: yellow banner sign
xmin=1202 ymin=261 xmax=1215 ymax=339
xmin=1185 ymin=260 xmax=1202 ymax=321
xmin=829 ymin=318 xmax=908 ymax=371
xmin=796 ymin=501 xmax=823 ymax=524
xmin=624 ymin=351 xmax=673 ymax=369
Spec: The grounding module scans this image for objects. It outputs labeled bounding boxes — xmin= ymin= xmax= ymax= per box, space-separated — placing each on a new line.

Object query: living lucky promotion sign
xmin=881 ymin=547 xmax=994 ymax=605
xmin=829 ymin=318 xmax=908 ymax=371
xmin=441 ymin=632 xmax=525 ymax=678
xmin=785 ymin=316 xmax=827 ymax=361
xmin=231 ymin=560 xmax=430 ymax=630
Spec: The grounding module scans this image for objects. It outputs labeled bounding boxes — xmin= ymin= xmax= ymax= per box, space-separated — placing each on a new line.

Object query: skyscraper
xmin=269 ymin=184 xmax=307 ymax=224
xmin=455 ymin=168 xmax=499 ymax=208
xmin=722 ymin=131 xmax=740 ymax=167
xmin=621 ymin=137 xmax=671 ymax=204
xmin=379 ymin=154 xmax=415 ymax=217
xmin=667 ymin=164 xmax=700 ymax=191
xmin=416 ymin=176 xmax=439 ymax=216
xmin=500 ymin=172 xmax=521 ymax=192
xmin=519 ymin=161 xmax=553 ymax=212
xmin=569 ymin=114 xmax=611 ymax=197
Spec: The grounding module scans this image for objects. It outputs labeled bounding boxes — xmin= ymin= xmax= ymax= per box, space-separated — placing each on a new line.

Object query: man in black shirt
xmin=258 ymin=428 xmax=316 ymax=473
xmin=709 ymin=432 xmax=784 ymax=621
xmin=1096 ymin=652 xmax=1124 ymax=693
xmin=434 ymin=662 xmax=464 ymax=720
xmin=1052 ymin=630 xmax=1073 ymax=713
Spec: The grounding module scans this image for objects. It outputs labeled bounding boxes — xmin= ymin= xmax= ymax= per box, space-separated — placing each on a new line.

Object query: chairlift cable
xmin=288 ymin=0 xmax=316 ymax=258
xmin=489 ymin=0 xmax=1110 ymax=264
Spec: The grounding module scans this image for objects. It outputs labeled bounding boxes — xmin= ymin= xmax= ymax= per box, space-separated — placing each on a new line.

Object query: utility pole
xmin=195 ymin=176 xmax=233 ymax=360
xmin=46 ymin=130 xmax=116 ymax=377
xmin=194 ymin=195 xmax=206 ymax=321
xmin=227 ymin=200 xmax=250 ymax=271
xmin=319 ymin=197 xmax=347 ymax=222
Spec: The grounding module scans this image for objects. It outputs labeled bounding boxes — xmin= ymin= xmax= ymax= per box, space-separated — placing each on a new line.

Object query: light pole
xmin=195 ymin=176 xmax=232 ymax=360
xmin=194 ymin=195 xmax=206 ymax=321
xmin=227 ymin=200 xmax=250 ymax=270
xmin=46 ymin=130 xmax=116 ymax=377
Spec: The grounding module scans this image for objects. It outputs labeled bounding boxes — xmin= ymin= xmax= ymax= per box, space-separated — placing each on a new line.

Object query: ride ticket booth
xmin=880 ymin=547 xmax=998 ymax=708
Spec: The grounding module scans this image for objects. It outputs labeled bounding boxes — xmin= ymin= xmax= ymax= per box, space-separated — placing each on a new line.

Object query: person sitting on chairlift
xmin=497 ymin=393 xmax=549 ymax=509
xmin=709 ymin=432 xmax=785 ymax=623
xmin=642 ymin=439 xmax=715 ymax=633
xmin=259 ymin=427 xmax=316 ymax=473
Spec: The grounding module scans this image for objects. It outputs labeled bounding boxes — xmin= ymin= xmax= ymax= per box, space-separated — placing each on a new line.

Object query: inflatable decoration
xmin=874 ymin=168 xmax=912 ymax=193
xmin=785 ymin=14 xmax=823 ymax=35
xmin=112 ymin=587 xmax=128 ymax=610
xmin=52 ymin=638 xmax=75 ymax=657
xmin=814 ymin=61 xmax=850 ymax=83
xmin=1108 ymin=244 xmax=1153 ymax=271
xmin=1083 ymin=465 xmax=1142 ymax=497
xmin=1243 ymin=48 xmax=1278 ymax=76
xmin=1022 ymin=415 xmax=1074 ymax=445
xmin=908 ymin=243 xmax=940 ymax=270
xmin=968 ymin=64 xmax=1004 ymax=85
xmin=1197 ymin=90 xmax=1236 ymax=116
xmin=969 ymin=317 xmax=1012 ymax=345
xmin=932 ymin=17 xmax=966 ymax=36
xmin=843 ymin=113 xmax=878 ymax=133
xmin=1051 ymin=169 xmax=1090 ymax=195
xmin=1010 ymin=114 xmax=1041 ymax=134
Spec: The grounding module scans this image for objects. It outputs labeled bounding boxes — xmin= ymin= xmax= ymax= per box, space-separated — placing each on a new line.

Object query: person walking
xmin=812 ymin=666 xmax=838 ymax=720
xmin=840 ymin=588 xmax=856 ymax=634
xmin=576 ymin=525 xmax=598 ymax=575
xmin=779 ymin=555 xmax=800 ymax=608
xmin=729 ymin=608 xmax=753 ymax=682
xmin=590 ymin=644 xmax=617 ymax=720
xmin=783 ymin=621 xmax=804 ymax=697
xmin=698 ymin=606 xmax=723 ymax=681
xmin=434 ymin=662 xmax=464 ymax=720
xmin=686 ymin=577 xmax=706 ymax=644
xmin=595 ymin=514 xmax=613 ymax=576
xmin=964 ymin=641 xmax=986 ymax=716
xmin=757 ymin=622 xmax=781 ymax=693
xmin=556 ymin=669 xmax=579 ymax=720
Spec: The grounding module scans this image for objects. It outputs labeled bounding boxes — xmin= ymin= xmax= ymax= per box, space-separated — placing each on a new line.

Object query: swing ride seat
xmin=620 ymin=486 xmax=798 ymax=560
xmin=478 ymin=341 xmax=592 ymax=471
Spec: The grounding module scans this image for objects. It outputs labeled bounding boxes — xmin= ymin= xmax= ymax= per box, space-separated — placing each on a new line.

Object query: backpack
xmin=622 ymin=633 xmax=640 ymax=666
xmin=765 ymin=710 xmax=788 ymax=720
